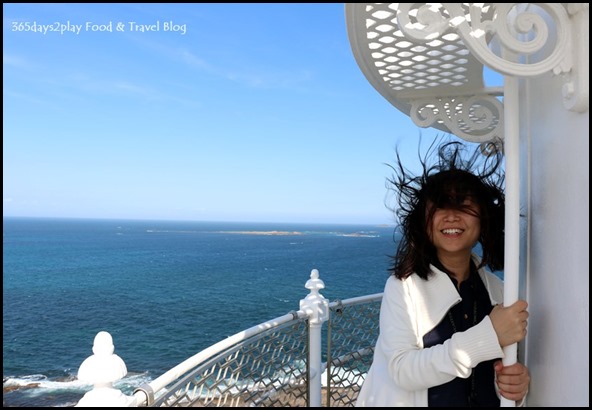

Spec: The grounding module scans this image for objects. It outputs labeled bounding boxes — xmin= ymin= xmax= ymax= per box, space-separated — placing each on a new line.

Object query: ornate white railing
xmin=75 ymin=269 xmax=382 ymax=407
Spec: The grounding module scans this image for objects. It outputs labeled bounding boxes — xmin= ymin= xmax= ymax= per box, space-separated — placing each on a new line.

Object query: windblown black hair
xmin=386 ymin=135 xmax=505 ymax=280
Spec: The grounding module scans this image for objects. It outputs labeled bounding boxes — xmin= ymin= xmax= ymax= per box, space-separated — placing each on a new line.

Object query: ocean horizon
xmin=3 ymin=216 xmax=397 ymax=407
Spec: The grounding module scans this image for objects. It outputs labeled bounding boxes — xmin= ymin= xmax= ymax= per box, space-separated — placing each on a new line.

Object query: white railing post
xmin=76 ymin=331 xmax=136 ymax=407
xmin=299 ymin=269 xmax=329 ymax=407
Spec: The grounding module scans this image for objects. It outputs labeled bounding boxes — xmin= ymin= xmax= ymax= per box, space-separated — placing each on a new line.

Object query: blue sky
xmin=4 ymin=3 xmax=449 ymax=225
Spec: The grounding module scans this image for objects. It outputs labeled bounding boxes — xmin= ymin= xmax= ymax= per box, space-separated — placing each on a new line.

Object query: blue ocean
xmin=3 ymin=217 xmax=397 ymax=407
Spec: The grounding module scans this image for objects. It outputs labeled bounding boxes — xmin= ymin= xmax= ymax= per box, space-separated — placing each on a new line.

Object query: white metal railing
xmin=75 ymin=269 xmax=383 ymax=407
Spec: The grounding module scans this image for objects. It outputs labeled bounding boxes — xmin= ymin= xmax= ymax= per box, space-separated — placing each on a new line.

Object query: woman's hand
xmin=489 ymin=300 xmax=529 ymax=347
xmin=494 ymin=360 xmax=530 ymax=402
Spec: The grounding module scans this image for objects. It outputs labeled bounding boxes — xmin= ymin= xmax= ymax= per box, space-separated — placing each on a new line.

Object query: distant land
xmin=216 ymin=230 xmax=304 ymax=236
xmin=212 ymin=230 xmax=380 ymax=237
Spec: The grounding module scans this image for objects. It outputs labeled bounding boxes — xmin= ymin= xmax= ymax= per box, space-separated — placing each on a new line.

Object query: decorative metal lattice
xmin=153 ymin=318 xmax=310 ymax=407
xmin=141 ymin=294 xmax=383 ymax=407
xmin=325 ymin=296 xmax=382 ymax=407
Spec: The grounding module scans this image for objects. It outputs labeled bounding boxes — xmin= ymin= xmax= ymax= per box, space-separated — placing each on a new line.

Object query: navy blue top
xmin=423 ymin=261 xmax=500 ymax=407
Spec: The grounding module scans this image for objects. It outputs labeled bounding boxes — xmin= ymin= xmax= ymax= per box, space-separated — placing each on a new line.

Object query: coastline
xmin=213 ymin=230 xmax=304 ymax=236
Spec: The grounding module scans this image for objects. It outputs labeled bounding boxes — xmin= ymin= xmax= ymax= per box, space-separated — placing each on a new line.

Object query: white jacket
xmin=356 ymin=256 xmax=505 ymax=407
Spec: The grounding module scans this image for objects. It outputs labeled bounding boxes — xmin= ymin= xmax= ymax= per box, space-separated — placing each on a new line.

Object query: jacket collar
xmin=409 ymin=254 xmax=503 ymax=337
xmin=411 ymin=264 xmax=461 ymax=337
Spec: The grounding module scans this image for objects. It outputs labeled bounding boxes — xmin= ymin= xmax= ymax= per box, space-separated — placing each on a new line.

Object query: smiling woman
xmin=356 ymin=137 xmax=531 ymax=407
xmin=428 ymin=196 xmax=482 ymax=279
xmin=387 ymin=137 xmax=506 ymax=281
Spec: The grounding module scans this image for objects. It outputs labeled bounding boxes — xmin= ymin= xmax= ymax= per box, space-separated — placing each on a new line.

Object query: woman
xmin=356 ymin=138 xmax=530 ymax=407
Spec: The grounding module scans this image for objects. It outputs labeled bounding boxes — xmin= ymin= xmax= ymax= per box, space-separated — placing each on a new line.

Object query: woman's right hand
xmin=489 ymin=300 xmax=529 ymax=347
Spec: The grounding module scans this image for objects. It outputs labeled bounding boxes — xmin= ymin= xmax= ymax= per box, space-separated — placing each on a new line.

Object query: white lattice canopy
xmin=346 ymin=3 xmax=589 ymax=144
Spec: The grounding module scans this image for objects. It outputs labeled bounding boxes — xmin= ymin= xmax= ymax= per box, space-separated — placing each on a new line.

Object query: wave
xmin=3 ymin=371 xmax=152 ymax=396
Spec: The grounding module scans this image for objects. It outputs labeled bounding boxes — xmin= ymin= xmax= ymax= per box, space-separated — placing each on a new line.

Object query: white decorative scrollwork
xmin=395 ymin=3 xmax=588 ymax=112
xmin=397 ymin=3 xmax=571 ymax=77
xmin=410 ymin=95 xmax=504 ymax=144
xmin=345 ymin=2 xmax=588 ymax=146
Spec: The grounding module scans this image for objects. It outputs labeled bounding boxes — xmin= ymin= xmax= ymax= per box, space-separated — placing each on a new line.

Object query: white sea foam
xmin=3 ymin=372 xmax=152 ymax=395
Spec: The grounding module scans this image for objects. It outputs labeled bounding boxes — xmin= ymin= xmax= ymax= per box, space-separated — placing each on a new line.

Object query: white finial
xmin=92 ymin=331 xmax=115 ymax=356
xmin=76 ymin=331 xmax=135 ymax=407
xmin=305 ymin=269 xmax=325 ymax=293
xmin=78 ymin=331 xmax=127 ymax=385
xmin=300 ymin=269 xmax=329 ymax=325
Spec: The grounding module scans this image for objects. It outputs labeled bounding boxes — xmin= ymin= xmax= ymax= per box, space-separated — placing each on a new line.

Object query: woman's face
xmin=427 ymin=198 xmax=481 ymax=259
